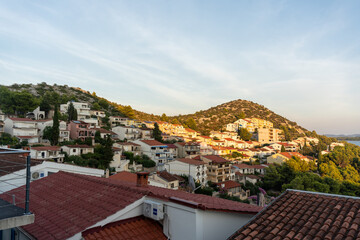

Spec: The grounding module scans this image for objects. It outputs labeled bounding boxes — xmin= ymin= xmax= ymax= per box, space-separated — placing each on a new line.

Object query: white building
xmin=4 ymin=117 xmax=39 ymax=143
xmin=30 ymin=146 xmax=65 ymax=162
xmin=36 ymin=119 xmax=70 ymax=143
xmin=60 ymin=145 xmax=94 ymax=156
xmin=112 ymin=125 xmax=141 ymax=141
xmin=109 ymin=116 xmax=128 ymax=127
xmin=60 ymin=101 xmax=99 ymax=127
xmin=26 ymin=106 xmax=45 ymax=120
xmin=166 ymin=158 xmax=208 ymax=185
xmin=0 ymin=157 xmax=104 ymax=193
xmin=132 ymin=140 xmax=174 ymax=165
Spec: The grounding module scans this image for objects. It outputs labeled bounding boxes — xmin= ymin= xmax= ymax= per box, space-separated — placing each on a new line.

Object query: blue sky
xmin=0 ymin=1 xmax=359 ymax=134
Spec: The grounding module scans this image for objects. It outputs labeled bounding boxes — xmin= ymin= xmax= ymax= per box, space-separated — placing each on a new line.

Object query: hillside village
xmin=1 ymin=90 xmax=360 ymax=240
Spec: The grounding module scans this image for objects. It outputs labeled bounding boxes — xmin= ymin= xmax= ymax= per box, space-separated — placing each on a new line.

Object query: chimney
xmin=136 ymin=172 xmax=149 ymax=187
xmin=105 ymin=168 xmax=110 ymax=178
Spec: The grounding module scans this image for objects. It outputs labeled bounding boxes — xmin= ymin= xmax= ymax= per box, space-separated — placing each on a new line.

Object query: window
xmin=170 ymin=183 xmax=174 ymax=188
xmin=73 ymin=149 xmax=76 ymax=153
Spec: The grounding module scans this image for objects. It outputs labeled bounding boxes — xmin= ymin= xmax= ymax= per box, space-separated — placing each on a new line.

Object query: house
xmin=200 ymin=155 xmax=233 ymax=183
xmin=235 ymin=173 xmax=262 ymax=184
xmin=267 ymin=152 xmax=308 ymax=164
xmin=26 ymin=106 xmax=45 ymax=120
xmin=148 ymin=171 xmax=180 ymax=189
xmin=271 ymin=142 xmax=297 ymax=152
xmin=68 ymin=120 xmax=96 ymax=141
xmin=110 ymin=147 xmax=130 ymax=172
xmin=199 ymin=142 xmax=214 ymax=155
xmin=30 ymin=146 xmax=65 ymax=162
xmin=90 ymin=110 xmax=106 ymax=118
xmin=61 ymin=145 xmax=94 ymax=156
xmin=0 ymin=171 xmax=262 ymax=240
xmin=133 ymin=140 xmax=174 ymax=165
xmin=36 ymin=119 xmax=70 ymax=143
xmin=184 ymin=128 xmax=199 ymax=138
xmin=60 ymin=101 xmax=91 ymax=121
xmin=109 ymin=116 xmax=128 ymax=127
xmin=330 ymin=142 xmax=345 ymax=151
xmin=94 ymin=127 xmax=117 ymax=139
xmin=138 ymin=127 xmax=153 ymax=140
xmin=228 ymin=189 xmax=360 ymax=240
xmin=166 ymin=158 xmax=208 ymax=185
xmin=4 ymin=118 xmax=39 ymax=143
xmin=166 ymin=144 xmax=178 ymax=159
xmin=112 ymin=125 xmax=141 ymax=141
xmin=113 ymin=142 xmax=142 ymax=156
xmin=175 ymin=142 xmax=200 ymax=158
xmin=109 ymin=171 xmax=137 ymax=183
xmin=216 ymin=180 xmax=250 ymax=199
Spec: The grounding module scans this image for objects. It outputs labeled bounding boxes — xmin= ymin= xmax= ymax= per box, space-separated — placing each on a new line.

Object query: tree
xmin=160 ymin=113 xmax=169 ymax=122
xmin=67 ymin=102 xmax=78 ymax=122
xmin=52 ymin=105 xmax=60 ymax=145
xmin=239 ymin=128 xmax=252 ymax=141
xmin=92 ymin=103 xmax=101 ymax=111
xmin=281 ymin=145 xmax=286 ymax=152
xmin=121 ymin=105 xmax=135 ymax=119
xmin=153 ymin=123 xmax=163 ymax=142
xmin=0 ymin=132 xmax=19 ymax=146
xmin=98 ymin=99 xmax=109 ymax=109
xmin=185 ymin=118 xmax=197 ymax=130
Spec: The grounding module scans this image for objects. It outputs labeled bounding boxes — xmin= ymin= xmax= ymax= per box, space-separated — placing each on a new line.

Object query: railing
xmin=0 ymin=148 xmax=31 ymax=214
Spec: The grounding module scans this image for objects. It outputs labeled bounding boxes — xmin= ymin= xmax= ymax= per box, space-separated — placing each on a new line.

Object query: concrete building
xmin=26 ymin=106 xmax=45 ymax=120
xmin=60 ymin=101 xmax=91 ymax=121
xmin=256 ymin=128 xmax=280 ymax=144
xmin=30 ymin=146 xmax=65 ymax=162
xmin=109 ymin=116 xmax=128 ymax=127
xmin=68 ymin=120 xmax=96 ymax=141
xmin=166 ymin=158 xmax=207 ymax=185
xmin=60 ymin=145 xmax=94 ymax=156
xmin=175 ymin=142 xmax=200 ymax=158
xmin=200 ymin=155 xmax=233 ymax=183
xmin=4 ymin=118 xmax=39 ymax=143
xmin=133 ymin=140 xmax=174 ymax=165
xmin=112 ymin=126 xmax=141 ymax=141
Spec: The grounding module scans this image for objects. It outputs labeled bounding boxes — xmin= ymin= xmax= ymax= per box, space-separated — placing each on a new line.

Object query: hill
xmin=169 ymin=99 xmax=307 ymax=136
xmin=1 ymin=83 xmax=305 ymax=136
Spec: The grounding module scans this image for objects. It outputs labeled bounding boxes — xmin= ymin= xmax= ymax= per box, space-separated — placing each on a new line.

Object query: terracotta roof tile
xmin=109 ymin=171 xmax=137 ymax=183
xmin=82 ymin=216 xmax=167 ymax=240
xmin=202 ymin=155 xmax=229 ymax=164
xmin=228 ymin=190 xmax=360 ymax=240
xmin=140 ymin=140 xmax=166 ymax=146
xmin=177 ymin=158 xmax=205 ymax=166
xmin=1 ymin=171 xmax=262 ymax=240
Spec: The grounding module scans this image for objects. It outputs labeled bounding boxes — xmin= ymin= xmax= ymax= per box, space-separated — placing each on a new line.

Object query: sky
xmin=0 ymin=0 xmax=360 ymax=135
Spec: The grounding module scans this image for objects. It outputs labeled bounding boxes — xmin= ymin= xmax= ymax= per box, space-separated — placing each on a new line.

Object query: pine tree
xmin=52 ymin=105 xmax=60 ymax=145
xmin=153 ymin=123 xmax=163 ymax=142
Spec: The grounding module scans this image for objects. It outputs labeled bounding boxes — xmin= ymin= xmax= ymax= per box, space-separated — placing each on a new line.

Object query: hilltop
xmin=1 ymin=83 xmax=305 ymax=136
xmin=169 ymin=100 xmax=307 ymax=136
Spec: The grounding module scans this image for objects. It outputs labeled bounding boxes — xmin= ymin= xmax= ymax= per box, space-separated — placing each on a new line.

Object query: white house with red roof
xmin=166 ymin=158 xmax=208 ymax=184
xmin=201 ymin=155 xmax=234 ymax=183
xmin=0 ymin=171 xmax=262 ymax=240
xmin=133 ymin=140 xmax=174 ymax=165
xmin=4 ymin=117 xmax=39 ymax=143
xmin=30 ymin=146 xmax=65 ymax=162
xmin=267 ymin=152 xmax=308 ymax=164
xmin=60 ymin=145 xmax=94 ymax=156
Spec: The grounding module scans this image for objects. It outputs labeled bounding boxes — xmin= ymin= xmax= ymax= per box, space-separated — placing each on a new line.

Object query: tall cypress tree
xmin=67 ymin=102 xmax=78 ymax=122
xmin=52 ymin=105 xmax=60 ymax=145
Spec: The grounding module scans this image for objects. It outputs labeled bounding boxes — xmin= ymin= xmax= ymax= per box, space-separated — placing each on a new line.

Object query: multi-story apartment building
xmin=175 ymin=142 xmax=200 ymax=158
xmin=200 ymin=155 xmax=233 ymax=183
xmin=132 ymin=140 xmax=174 ymax=165
xmin=60 ymin=101 xmax=91 ymax=121
xmin=112 ymin=126 xmax=141 ymax=141
xmin=109 ymin=116 xmax=128 ymax=127
xmin=67 ymin=120 xmax=96 ymax=141
xmin=138 ymin=127 xmax=153 ymax=140
xmin=4 ymin=118 xmax=39 ymax=143
xmin=90 ymin=110 xmax=106 ymax=118
xmin=166 ymin=158 xmax=207 ymax=185
xmin=257 ymin=128 xmax=280 ymax=144
xmin=30 ymin=146 xmax=65 ymax=163
xmin=37 ymin=120 xmax=70 ymax=143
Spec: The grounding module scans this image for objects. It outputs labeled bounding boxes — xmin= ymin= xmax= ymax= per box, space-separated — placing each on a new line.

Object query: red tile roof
xmin=116 ymin=142 xmax=140 ymax=146
xmin=202 ymin=155 xmax=229 ymax=164
xmin=63 ymin=144 xmax=94 ymax=149
xmin=9 ymin=117 xmax=35 ymax=122
xmin=228 ymin=190 xmax=360 ymax=240
xmin=140 ymin=140 xmax=166 ymax=146
xmin=166 ymin=144 xmax=178 ymax=149
xmin=109 ymin=171 xmax=137 ymax=183
xmin=0 ymin=171 xmax=261 ymax=239
xmin=82 ymin=216 xmax=167 ymax=240
xmin=94 ymin=128 xmax=116 ymax=135
xmin=31 ymin=146 xmax=61 ymax=151
xmin=177 ymin=158 xmax=205 ymax=166
xmin=158 ymin=171 xmax=178 ymax=182
xmin=280 ymin=152 xmax=306 ymax=159
xmin=217 ymin=181 xmax=242 ymax=190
